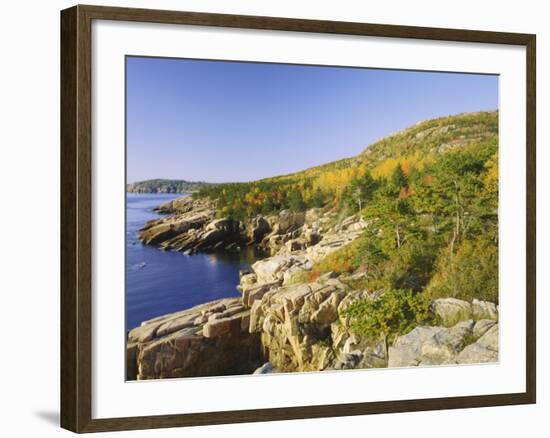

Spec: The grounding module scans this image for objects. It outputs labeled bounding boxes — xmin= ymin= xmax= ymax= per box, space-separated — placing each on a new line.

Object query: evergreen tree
xmin=391 ymin=163 xmax=408 ymax=189
xmin=310 ymin=188 xmax=325 ymax=208
xmin=288 ymin=190 xmax=306 ymax=212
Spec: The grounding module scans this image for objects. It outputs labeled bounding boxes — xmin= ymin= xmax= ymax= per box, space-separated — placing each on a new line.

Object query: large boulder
xmin=275 ymin=210 xmax=306 ymax=234
xmin=136 ymin=325 xmax=261 ymax=379
xmin=472 ymin=319 xmax=497 ymax=338
xmin=127 ymin=298 xmax=262 ymax=380
xmin=431 ymin=298 xmax=473 ymax=327
xmin=388 ymin=318 xmax=499 ymax=368
xmin=389 ymin=326 xmax=447 ymax=367
xmin=251 ymin=255 xmax=311 ymax=285
xmin=251 ymin=256 xmax=289 ymax=284
xmin=304 ymin=228 xmax=365 ymax=264
xmin=241 ymin=281 xmax=280 ymax=308
xmin=246 ymin=216 xmax=271 ymax=244
xmin=203 ymin=311 xmax=249 ymax=338
xmin=388 ymin=320 xmax=476 ymax=367
xmin=430 ymin=298 xmax=498 ymax=327
xmin=248 ymin=279 xmax=351 ymax=372
xmin=472 ymin=299 xmax=498 ymax=320
xmin=455 ymin=324 xmax=499 ymax=364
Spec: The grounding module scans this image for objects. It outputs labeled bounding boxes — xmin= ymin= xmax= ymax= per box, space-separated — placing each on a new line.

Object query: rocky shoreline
xmin=127 ymin=196 xmax=499 ymax=380
xmin=137 ymin=196 xmax=345 ymax=255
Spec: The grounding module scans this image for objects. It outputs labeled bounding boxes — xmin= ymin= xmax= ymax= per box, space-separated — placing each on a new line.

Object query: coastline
xmin=126 ymin=112 xmax=500 ymax=380
xmin=127 ymin=196 xmax=499 ymax=380
xmin=126 ymin=193 xmax=263 ymax=331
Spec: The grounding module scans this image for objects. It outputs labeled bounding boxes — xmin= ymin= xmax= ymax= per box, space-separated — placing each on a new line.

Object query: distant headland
xmin=126 ymin=178 xmax=214 ymax=194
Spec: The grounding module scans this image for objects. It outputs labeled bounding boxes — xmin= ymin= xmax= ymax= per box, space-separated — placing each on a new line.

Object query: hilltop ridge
xmin=194 ymin=110 xmax=498 ymax=220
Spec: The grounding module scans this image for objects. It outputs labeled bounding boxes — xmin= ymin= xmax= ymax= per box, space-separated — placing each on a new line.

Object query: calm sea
xmin=126 ymin=193 xmax=262 ymax=331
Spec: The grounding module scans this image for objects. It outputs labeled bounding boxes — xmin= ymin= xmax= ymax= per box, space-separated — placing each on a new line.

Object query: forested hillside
xmin=194 ymin=111 xmax=497 ymax=219
xmin=195 ymin=111 xmax=499 ymax=318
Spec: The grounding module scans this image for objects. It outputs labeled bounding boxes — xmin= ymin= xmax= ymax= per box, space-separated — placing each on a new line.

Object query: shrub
xmin=380 ymin=238 xmax=439 ymax=292
xmin=344 ymin=289 xmax=432 ymax=343
xmin=286 ymin=270 xmax=310 ymax=285
xmin=425 ymin=236 xmax=498 ymax=303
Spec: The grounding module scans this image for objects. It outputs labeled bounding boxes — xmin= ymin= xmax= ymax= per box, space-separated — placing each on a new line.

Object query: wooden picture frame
xmin=61 ymin=4 xmax=536 ymax=433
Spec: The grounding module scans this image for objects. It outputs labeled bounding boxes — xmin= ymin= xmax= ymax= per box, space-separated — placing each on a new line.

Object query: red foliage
xmin=398 ymin=186 xmax=411 ymax=199
xmin=308 ymin=271 xmax=321 ymax=282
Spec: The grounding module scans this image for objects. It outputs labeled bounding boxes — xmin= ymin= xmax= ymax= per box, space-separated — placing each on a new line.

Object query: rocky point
xmin=127 ymin=196 xmax=499 ymax=379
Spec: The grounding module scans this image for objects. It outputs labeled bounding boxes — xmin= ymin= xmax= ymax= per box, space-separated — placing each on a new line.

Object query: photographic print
xmin=125 ymin=57 xmax=499 ymax=381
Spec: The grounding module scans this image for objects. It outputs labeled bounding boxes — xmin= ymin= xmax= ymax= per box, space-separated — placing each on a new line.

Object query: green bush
xmin=380 ymin=238 xmax=439 ymax=292
xmin=344 ymin=289 xmax=432 ymax=342
xmin=425 ymin=236 xmax=498 ymax=303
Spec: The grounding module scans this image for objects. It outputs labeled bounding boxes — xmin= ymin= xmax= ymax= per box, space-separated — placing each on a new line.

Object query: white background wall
xmin=0 ymin=0 xmax=546 ymax=436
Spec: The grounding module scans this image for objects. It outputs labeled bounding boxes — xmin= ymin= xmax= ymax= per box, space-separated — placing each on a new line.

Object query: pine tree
xmin=310 ymin=188 xmax=325 ymax=208
xmin=288 ymin=190 xmax=306 ymax=212
xmin=391 ymin=163 xmax=408 ymax=189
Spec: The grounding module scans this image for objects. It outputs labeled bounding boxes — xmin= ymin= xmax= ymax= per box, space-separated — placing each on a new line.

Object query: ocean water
xmin=125 ymin=193 xmax=262 ymax=331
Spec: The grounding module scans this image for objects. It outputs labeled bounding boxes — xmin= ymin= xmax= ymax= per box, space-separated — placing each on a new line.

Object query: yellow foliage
xmin=372 ymin=158 xmax=399 ymax=179
xmin=313 ymin=166 xmax=359 ymax=199
xmin=483 ymin=152 xmax=498 ymax=196
xmin=371 ymin=155 xmax=433 ymax=180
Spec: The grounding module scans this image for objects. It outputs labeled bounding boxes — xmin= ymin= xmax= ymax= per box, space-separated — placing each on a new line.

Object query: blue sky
xmin=126 ymin=57 xmax=498 ymax=183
